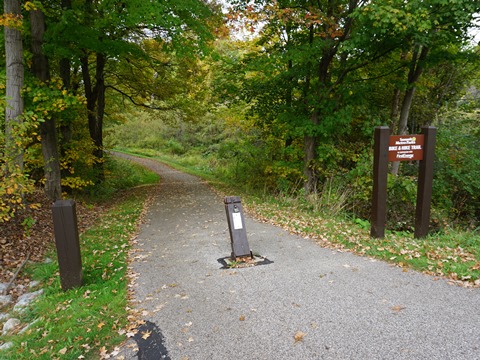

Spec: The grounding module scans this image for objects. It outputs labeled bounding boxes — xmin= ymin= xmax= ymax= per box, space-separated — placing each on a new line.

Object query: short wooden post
xmin=52 ymin=200 xmax=83 ymax=291
xmin=371 ymin=126 xmax=390 ymax=238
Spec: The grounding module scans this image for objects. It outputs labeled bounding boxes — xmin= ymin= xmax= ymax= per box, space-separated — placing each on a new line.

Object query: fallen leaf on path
xmin=142 ymin=330 xmax=151 ymax=340
xmin=391 ymin=305 xmax=406 ymax=312
xmin=294 ymin=331 xmax=306 ymax=343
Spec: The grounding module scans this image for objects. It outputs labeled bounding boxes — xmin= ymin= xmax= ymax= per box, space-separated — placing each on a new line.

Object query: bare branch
xmin=106 ymin=84 xmax=175 ymax=111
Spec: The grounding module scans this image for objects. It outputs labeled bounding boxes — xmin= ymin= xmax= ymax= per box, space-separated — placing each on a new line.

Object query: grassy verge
xmin=0 ymin=157 xmax=159 ymax=359
xmin=114 ymin=148 xmax=480 ymax=287
xmin=248 ymin=197 xmax=480 ymax=286
xmin=84 ymin=154 xmax=161 ymax=201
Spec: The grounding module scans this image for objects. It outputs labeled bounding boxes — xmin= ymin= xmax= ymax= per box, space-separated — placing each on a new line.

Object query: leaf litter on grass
xmin=244 ymin=199 xmax=480 ymax=287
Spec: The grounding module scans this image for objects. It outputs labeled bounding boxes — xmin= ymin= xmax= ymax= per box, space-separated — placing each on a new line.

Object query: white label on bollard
xmin=232 ymin=213 xmax=243 ymax=230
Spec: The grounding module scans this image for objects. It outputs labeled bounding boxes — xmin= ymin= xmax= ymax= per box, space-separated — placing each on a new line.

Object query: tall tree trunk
xmin=303 ymin=49 xmax=337 ymax=193
xmin=304 ymin=111 xmax=319 ymax=193
xmin=390 ymin=88 xmax=401 ymax=130
xmin=78 ymin=0 xmax=105 ymax=182
xmin=30 ymin=9 xmax=63 ymax=201
xmin=94 ymin=53 xmax=106 ymax=160
xmin=391 ymin=45 xmax=429 ymax=176
xmin=59 ymin=0 xmax=73 ymax=159
xmin=59 ymin=57 xmax=73 ymax=158
xmin=397 ymin=87 xmax=416 ymax=136
xmin=389 ymin=51 xmax=408 ymax=131
xmin=4 ymin=0 xmax=24 ymax=175
xmin=284 ymin=40 xmax=293 ymax=152
xmin=81 ymin=52 xmax=106 ymax=182
xmin=303 ymin=24 xmax=317 ymax=194
xmin=301 ymin=0 xmax=360 ymax=191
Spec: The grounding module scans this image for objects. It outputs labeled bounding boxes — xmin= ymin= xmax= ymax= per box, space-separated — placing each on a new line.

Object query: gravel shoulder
xmin=115 ymin=153 xmax=480 ymax=360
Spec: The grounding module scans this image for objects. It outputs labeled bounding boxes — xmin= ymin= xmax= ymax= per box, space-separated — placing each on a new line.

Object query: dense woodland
xmin=2 ymin=0 xmax=480 ymax=234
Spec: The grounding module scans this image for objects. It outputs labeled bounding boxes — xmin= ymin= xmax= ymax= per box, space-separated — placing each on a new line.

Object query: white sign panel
xmin=232 ymin=212 xmax=243 ymax=230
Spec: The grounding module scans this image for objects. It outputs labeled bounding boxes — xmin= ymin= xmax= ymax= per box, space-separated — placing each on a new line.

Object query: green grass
xmin=247 ymin=195 xmax=480 ymax=285
xmin=81 ymin=154 xmax=160 ymax=201
xmin=113 ymin=147 xmax=273 ymax=197
xmin=0 ymin=157 xmax=159 ymax=359
xmin=113 ymin=147 xmax=223 ymax=186
xmin=114 ymin=148 xmax=480 ymax=287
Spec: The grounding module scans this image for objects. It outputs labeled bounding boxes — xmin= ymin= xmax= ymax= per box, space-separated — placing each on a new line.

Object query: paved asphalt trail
xmin=115 ymin=153 xmax=479 ymax=360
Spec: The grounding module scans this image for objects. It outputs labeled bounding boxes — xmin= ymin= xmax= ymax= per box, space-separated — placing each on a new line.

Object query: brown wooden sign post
xmin=414 ymin=127 xmax=437 ymax=238
xmin=370 ymin=127 xmax=389 ymax=238
xmin=371 ymin=126 xmax=436 ymax=239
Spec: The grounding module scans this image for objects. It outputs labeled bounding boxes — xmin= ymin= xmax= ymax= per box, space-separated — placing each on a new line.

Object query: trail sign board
xmin=371 ymin=127 xmax=436 ymax=239
xmin=388 ymin=135 xmax=424 ymax=162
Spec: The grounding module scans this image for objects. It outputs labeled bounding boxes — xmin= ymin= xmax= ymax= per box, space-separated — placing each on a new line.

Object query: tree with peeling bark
xmin=3 ymin=0 xmax=24 ymax=175
xmin=0 ymin=0 xmax=37 ymax=221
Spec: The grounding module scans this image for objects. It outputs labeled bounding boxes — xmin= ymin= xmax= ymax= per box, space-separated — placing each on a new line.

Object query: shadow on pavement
xmin=133 ymin=321 xmax=170 ymax=360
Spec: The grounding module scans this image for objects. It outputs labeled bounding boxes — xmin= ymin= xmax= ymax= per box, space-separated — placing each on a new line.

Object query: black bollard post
xmin=52 ymin=200 xmax=83 ymax=291
xmin=224 ymin=196 xmax=251 ymax=258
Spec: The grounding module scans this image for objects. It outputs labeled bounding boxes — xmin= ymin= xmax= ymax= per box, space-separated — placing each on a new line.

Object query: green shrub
xmin=165 ymin=138 xmax=186 ymax=155
xmin=386 ymin=174 xmax=417 ymax=231
xmin=344 ymin=151 xmax=374 ymax=219
xmin=345 ymin=152 xmax=417 ymax=232
xmin=433 ymin=115 xmax=480 ymax=228
xmin=82 ymin=156 xmax=160 ymax=200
